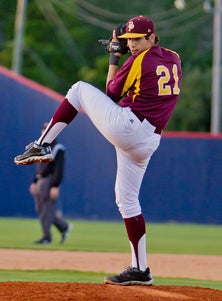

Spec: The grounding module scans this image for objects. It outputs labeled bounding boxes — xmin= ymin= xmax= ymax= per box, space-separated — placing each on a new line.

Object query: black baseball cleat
xmin=104 ymin=266 xmax=153 ymax=286
xmin=60 ymin=224 xmax=73 ymax=244
xmin=34 ymin=237 xmax=51 ymax=244
xmin=14 ymin=141 xmax=53 ymax=165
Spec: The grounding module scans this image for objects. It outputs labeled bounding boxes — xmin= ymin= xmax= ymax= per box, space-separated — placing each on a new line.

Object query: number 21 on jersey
xmin=156 ymin=64 xmax=180 ymax=96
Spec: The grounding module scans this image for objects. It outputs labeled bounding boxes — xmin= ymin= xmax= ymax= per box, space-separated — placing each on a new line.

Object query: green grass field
xmin=0 ymin=218 xmax=221 ymax=290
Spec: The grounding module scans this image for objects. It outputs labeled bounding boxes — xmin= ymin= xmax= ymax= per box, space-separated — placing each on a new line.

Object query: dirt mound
xmin=0 ymin=282 xmax=221 ymax=301
xmin=0 ymin=249 xmax=221 ymax=300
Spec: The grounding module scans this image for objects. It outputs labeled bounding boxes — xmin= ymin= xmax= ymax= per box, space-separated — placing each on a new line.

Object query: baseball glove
xmin=98 ymin=24 xmax=129 ymax=55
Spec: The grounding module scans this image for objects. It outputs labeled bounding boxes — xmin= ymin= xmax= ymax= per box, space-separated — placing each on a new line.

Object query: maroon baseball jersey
xmin=106 ymin=45 xmax=182 ymax=130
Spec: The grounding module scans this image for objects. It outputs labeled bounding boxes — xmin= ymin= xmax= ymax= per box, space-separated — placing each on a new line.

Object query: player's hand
xmin=29 ymin=183 xmax=37 ymax=195
xmin=107 ymin=26 xmax=129 ymax=55
xmin=98 ymin=24 xmax=128 ymax=55
xmin=50 ymin=187 xmax=59 ymax=201
xmin=111 ymin=29 xmax=119 ymax=43
xmin=108 ymin=30 xmax=122 ymax=57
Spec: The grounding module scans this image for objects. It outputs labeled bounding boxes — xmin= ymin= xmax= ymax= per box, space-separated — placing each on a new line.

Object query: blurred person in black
xmin=29 ymin=123 xmax=72 ymax=244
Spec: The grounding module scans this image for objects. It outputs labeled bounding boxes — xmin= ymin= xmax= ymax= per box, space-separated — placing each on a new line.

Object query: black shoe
xmin=14 ymin=141 xmax=53 ymax=165
xmin=34 ymin=237 xmax=51 ymax=244
xmin=60 ymin=224 xmax=73 ymax=243
xmin=104 ymin=266 xmax=153 ymax=286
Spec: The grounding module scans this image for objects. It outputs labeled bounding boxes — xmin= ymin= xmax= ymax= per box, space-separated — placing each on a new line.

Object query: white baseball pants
xmin=65 ymin=81 xmax=161 ymax=218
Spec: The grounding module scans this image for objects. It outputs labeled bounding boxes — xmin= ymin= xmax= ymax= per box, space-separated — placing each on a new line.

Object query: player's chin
xmin=130 ymin=50 xmax=138 ymax=56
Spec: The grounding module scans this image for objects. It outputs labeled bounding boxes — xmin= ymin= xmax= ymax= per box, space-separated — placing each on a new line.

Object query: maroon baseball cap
xmin=118 ymin=16 xmax=155 ymax=39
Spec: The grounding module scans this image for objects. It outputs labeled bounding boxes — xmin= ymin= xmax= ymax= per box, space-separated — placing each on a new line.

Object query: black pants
xmin=34 ymin=177 xmax=68 ymax=239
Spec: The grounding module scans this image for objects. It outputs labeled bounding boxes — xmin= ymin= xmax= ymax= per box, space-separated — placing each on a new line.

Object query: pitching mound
xmin=0 ymin=282 xmax=221 ymax=301
xmin=0 ymin=249 xmax=221 ymax=300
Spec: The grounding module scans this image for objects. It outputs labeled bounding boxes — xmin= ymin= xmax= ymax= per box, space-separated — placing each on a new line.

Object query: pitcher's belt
xmin=131 ymin=109 xmax=162 ymax=135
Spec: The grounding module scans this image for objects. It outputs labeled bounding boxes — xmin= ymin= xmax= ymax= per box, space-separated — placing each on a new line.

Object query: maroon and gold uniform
xmin=14 ymin=15 xmax=182 ymax=286
xmin=107 ymin=45 xmax=182 ymax=130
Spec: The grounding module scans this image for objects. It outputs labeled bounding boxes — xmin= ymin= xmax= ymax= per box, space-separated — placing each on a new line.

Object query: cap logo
xmin=128 ymin=21 xmax=135 ymax=32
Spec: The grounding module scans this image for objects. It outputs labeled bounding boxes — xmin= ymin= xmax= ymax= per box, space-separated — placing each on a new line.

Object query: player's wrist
xmin=109 ymin=53 xmax=120 ymax=65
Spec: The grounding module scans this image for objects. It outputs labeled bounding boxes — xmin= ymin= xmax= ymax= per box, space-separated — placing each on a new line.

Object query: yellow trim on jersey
xmin=163 ymin=47 xmax=180 ymax=58
xmin=121 ymin=49 xmax=150 ymax=101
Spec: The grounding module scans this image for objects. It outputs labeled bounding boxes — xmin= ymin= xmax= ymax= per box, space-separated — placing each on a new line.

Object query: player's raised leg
xmin=14 ymin=98 xmax=78 ymax=165
xmin=14 ymin=81 xmax=130 ymax=165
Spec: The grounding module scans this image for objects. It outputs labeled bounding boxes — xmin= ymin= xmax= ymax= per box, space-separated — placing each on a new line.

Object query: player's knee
xmin=66 ymin=81 xmax=85 ymax=110
xmin=115 ymin=199 xmax=141 ymax=218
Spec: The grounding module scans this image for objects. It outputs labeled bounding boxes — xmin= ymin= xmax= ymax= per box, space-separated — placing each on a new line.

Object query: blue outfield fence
xmin=0 ymin=66 xmax=222 ymax=224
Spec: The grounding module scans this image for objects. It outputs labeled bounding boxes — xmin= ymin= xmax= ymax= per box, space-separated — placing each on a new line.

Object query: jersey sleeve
xmin=106 ymin=56 xmax=135 ymax=102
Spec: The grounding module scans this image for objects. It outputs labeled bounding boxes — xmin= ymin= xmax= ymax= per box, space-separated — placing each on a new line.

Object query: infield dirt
xmin=0 ymin=249 xmax=221 ymax=300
